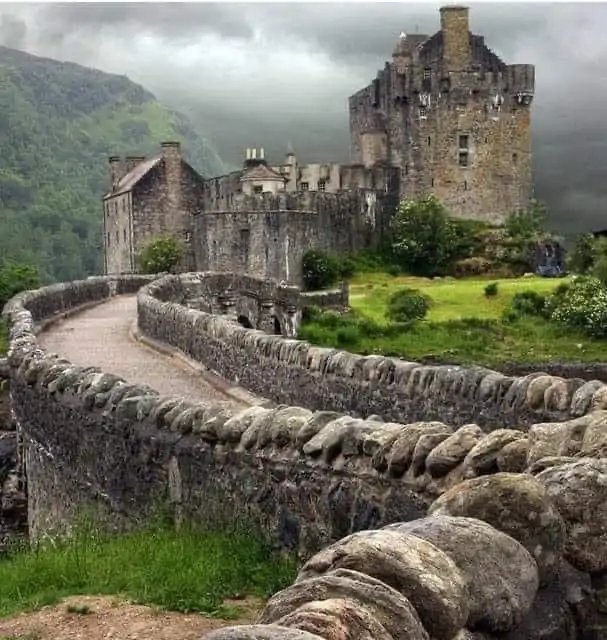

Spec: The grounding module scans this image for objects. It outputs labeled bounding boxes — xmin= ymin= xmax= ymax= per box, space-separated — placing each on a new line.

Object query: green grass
xmin=0 ymin=519 xmax=297 ymax=620
xmin=300 ymin=273 xmax=607 ymax=366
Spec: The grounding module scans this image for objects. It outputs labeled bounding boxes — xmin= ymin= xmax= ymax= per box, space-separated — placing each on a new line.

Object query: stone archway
xmin=237 ymin=315 xmax=253 ymax=329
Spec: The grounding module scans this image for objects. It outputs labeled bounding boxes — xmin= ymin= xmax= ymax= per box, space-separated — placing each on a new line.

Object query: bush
xmin=0 ymin=261 xmax=42 ymax=309
xmin=548 ymin=276 xmax=607 ymax=338
xmin=138 ymin=236 xmax=182 ymax=274
xmin=568 ymin=233 xmax=596 ymax=275
xmin=510 ymin=290 xmax=547 ymax=317
xmin=484 ymin=282 xmax=499 ymax=297
xmin=302 ymin=249 xmax=341 ymax=291
xmin=386 ymin=288 xmax=431 ymax=324
xmin=453 ymin=257 xmax=494 ymax=277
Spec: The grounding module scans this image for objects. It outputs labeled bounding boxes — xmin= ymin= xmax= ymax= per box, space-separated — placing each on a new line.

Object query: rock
xmin=384 ymin=422 xmax=452 ymax=477
xmin=385 ymin=515 xmax=539 ymax=634
xmin=497 ymin=439 xmax=529 ymax=473
xmin=296 ymin=529 xmax=469 ymax=640
xmin=274 ymin=598 xmax=393 ymax=640
xmin=536 ymin=458 xmax=607 ymax=573
xmin=425 ymin=424 xmax=483 ymax=478
xmin=259 ymin=568 xmax=428 ymax=640
xmin=526 ymin=417 xmax=591 ymax=467
xmin=201 ymin=625 xmax=325 ymax=639
xmin=429 ymin=473 xmax=566 ymax=586
xmin=462 ymin=429 xmax=526 ymax=476
xmin=580 ymin=413 xmax=607 ymax=457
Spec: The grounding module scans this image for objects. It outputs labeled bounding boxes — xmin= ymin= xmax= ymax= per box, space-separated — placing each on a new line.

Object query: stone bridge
xmin=1 ymin=272 xmax=606 ymax=639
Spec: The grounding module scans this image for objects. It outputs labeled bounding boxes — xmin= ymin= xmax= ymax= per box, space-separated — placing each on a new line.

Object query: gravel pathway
xmin=38 ymin=295 xmax=246 ymax=410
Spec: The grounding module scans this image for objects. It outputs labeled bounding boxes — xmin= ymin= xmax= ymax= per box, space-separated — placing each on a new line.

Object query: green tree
xmin=568 ymin=233 xmax=597 ymax=275
xmin=0 ymin=261 xmax=42 ymax=309
xmin=505 ymin=200 xmax=546 ymax=240
xmin=390 ymin=194 xmax=460 ymax=276
xmin=138 ymin=236 xmax=182 ymax=274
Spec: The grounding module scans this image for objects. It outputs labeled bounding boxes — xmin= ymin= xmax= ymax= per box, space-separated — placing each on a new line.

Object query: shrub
xmin=453 ymin=257 xmax=494 ymax=277
xmin=0 ymin=261 xmax=41 ymax=309
xmin=544 ymin=280 xmax=571 ymax=317
xmin=138 ymin=236 xmax=182 ymax=274
xmin=568 ymin=233 xmax=596 ymax=275
xmin=511 ymin=290 xmax=547 ymax=317
xmin=484 ymin=282 xmax=499 ymax=297
xmin=386 ymin=288 xmax=431 ymax=323
xmin=548 ymin=275 xmax=607 ymax=338
xmin=302 ymin=249 xmax=341 ymax=291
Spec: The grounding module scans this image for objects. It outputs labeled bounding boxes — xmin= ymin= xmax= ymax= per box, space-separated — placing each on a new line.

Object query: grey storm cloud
xmin=1 ymin=2 xmax=607 ymax=233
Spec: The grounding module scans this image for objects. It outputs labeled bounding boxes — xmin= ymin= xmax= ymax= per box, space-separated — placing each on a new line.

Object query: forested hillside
xmin=0 ymin=46 xmax=226 ymax=283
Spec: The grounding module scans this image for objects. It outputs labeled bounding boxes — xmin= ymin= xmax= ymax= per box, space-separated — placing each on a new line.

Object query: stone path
xmin=38 ymin=295 xmax=247 ymax=411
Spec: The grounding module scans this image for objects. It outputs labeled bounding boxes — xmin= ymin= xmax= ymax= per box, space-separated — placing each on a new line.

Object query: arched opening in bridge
xmin=272 ymin=316 xmax=282 ymax=336
xmin=237 ymin=315 xmax=253 ymax=329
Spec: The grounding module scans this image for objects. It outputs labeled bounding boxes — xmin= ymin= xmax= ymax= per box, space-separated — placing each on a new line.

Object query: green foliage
xmin=510 ymin=290 xmax=547 ymax=317
xmin=0 ymin=261 xmax=41 ymax=309
xmin=505 ymin=200 xmax=546 ymax=240
xmin=548 ymin=275 xmax=607 ymax=338
xmin=591 ymin=237 xmax=607 ymax=285
xmin=301 ymin=249 xmax=351 ymax=291
xmin=386 ymin=288 xmax=431 ymax=324
xmin=0 ymin=45 xmax=226 ymax=284
xmin=390 ymin=195 xmax=462 ymax=276
xmin=568 ymin=233 xmax=597 ymax=275
xmin=0 ymin=517 xmax=296 ymax=619
xmin=137 ymin=236 xmax=182 ymax=274
xmin=484 ymin=282 xmax=499 ymax=297
xmin=453 ymin=257 xmax=494 ymax=277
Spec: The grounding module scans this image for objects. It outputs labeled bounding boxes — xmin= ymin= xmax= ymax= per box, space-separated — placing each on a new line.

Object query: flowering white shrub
xmin=548 ymin=275 xmax=607 ymax=338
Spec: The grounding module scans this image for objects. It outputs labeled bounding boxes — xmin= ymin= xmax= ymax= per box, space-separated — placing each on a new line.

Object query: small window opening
xmin=431 ymin=178 xmax=434 ymax=187
xmin=253 ymin=185 xmax=263 ymax=194
xmin=458 ymin=152 xmax=469 ymax=168
xmin=115 ymin=230 xmax=119 ymax=243
xmin=512 ymin=152 xmax=518 ymax=163
xmin=318 ymin=181 xmax=326 ymax=192
xmin=458 ymin=134 xmax=470 ymax=150
xmin=423 ymin=68 xmax=431 ymax=80
xmin=123 ymin=229 xmax=127 ymax=242
xmin=464 ymin=180 xmax=468 ymax=190
xmin=300 ymin=182 xmax=309 ymax=191
xmin=427 ymin=136 xmax=431 ymax=146
xmin=419 ymin=106 xmax=427 ymax=118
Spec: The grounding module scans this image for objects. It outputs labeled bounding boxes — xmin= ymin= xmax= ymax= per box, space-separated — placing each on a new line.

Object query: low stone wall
xmin=301 ymin=284 xmax=349 ymax=310
xmin=137 ymin=274 xmax=607 ymax=430
xmin=204 ymin=463 xmax=607 ymax=639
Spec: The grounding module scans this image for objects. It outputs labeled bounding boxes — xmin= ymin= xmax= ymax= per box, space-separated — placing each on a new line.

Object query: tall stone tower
xmin=348 ymin=5 xmax=535 ymax=224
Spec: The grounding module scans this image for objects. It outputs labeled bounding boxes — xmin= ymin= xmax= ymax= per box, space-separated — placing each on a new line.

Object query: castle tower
xmin=348 ymin=5 xmax=535 ymax=224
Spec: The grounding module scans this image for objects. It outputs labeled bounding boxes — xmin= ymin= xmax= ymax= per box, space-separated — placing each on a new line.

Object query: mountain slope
xmin=0 ymin=45 xmax=226 ymax=283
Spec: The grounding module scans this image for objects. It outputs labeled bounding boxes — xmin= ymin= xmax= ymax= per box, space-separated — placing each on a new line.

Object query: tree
xmin=0 ymin=261 xmax=42 ymax=309
xmin=390 ymin=195 xmax=462 ymax=276
xmin=568 ymin=233 xmax=597 ymax=275
xmin=505 ymin=200 xmax=546 ymax=241
xmin=138 ymin=236 xmax=183 ymax=274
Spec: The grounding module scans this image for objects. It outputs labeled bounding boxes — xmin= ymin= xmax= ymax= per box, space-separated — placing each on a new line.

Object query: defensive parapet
xmin=2 ymin=273 xmax=606 ymax=638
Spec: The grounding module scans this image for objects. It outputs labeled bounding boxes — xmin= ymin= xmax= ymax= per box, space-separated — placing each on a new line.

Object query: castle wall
xmin=193 ymin=191 xmax=392 ymax=285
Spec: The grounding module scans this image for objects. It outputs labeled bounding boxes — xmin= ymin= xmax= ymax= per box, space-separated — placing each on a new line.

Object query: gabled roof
xmin=240 ymin=163 xmax=286 ymax=183
xmin=103 ymin=155 xmax=162 ymax=200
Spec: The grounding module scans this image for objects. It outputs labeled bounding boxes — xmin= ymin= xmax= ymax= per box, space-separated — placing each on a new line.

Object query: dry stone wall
xmin=138 ymin=274 xmax=607 ymax=430
xmin=2 ymin=272 xmax=607 ymax=638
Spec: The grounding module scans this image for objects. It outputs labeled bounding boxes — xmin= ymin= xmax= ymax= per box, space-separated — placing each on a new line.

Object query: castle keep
xmin=103 ymin=5 xmax=534 ymax=283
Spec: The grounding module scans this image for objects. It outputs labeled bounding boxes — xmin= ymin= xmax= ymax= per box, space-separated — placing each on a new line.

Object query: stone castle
xmin=103 ymin=5 xmax=534 ymax=285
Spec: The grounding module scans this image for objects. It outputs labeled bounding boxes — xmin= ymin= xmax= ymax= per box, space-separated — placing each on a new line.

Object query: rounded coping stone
xmin=200 ymin=625 xmax=325 ymax=639
xmin=295 ymin=528 xmax=469 ymax=640
xmin=385 ymin=515 xmax=539 ymax=634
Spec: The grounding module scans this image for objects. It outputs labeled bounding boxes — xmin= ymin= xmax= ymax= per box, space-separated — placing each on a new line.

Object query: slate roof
xmin=103 ymin=155 xmax=162 ymax=200
xmin=240 ymin=163 xmax=287 ymax=183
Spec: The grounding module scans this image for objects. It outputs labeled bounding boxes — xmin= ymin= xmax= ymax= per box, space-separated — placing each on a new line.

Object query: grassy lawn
xmin=300 ymin=273 xmax=607 ymax=366
xmin=0 ymin=520 xmax=296 ymax=619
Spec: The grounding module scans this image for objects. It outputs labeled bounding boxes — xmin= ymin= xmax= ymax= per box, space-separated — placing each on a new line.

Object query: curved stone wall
xmin=138 ymin=273 xmax=607 ymax=429
xmin=3 ymin=273 xmax=607 ymax=638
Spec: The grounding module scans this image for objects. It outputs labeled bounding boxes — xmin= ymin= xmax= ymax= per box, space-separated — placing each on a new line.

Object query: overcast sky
xmin=1 ymin=2 xmax=606 ymax=233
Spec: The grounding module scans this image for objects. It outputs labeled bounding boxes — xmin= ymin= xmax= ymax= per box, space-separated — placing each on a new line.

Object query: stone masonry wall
xmin=3 ymin=274 xmax=607 ymax=638
xmin=138 ymin=274 xmax=607 ymax=431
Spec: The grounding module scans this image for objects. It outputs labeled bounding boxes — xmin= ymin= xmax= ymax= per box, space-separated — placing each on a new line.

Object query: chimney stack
xmin=251 ymin=148 xmax=257 ymax=160
xmin=260 ymin=147 xmax=265 ymax=160
xmin=161 ymin=141 xmax=182 ymax=224
xmin=125 ymin=155 xmax=146 ymax=174
xmin=108 ymin=156 xmax=124 ymax=190
xmin=439 ymin=6 xmax=470 ymax=71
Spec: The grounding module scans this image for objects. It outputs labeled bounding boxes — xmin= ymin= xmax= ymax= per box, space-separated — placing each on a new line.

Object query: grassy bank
xmin=300 ymin=273 xmax=607 ymax=366
xmin=0 ymin=520 xmax=297 ymax=619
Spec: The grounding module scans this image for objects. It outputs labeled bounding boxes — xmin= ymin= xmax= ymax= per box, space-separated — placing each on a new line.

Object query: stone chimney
xmin=161 ymin=141 xmax=182 ymax=223
xmin=108 ymin=156 xmax=124 ymax=190
xmin=440 ymin=6 xmax=471 ymax=71
xmin=125 ymin=155 xmax=146 ymax=174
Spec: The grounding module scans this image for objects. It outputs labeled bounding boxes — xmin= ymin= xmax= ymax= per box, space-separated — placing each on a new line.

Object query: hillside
xmin=0 ymin=45 xmax=226 ymax=283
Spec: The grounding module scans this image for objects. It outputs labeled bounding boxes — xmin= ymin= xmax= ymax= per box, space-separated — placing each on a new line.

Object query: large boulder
xmin=534 ymin=458 xmax=607 ymax=573
xmin=295 ymin=529 xmax=469 ymax=640
xmin=385 ymin=516 xmax=539 ymax=634
xmin=201 ymin=626 xmax=325 ymax=639
xmin=258 ymin=568 xmax=428 ymax=640
xmin=429 ymin=473 xmax=566 ymax=586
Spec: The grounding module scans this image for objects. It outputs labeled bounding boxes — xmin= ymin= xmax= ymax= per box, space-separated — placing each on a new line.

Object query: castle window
xmin=107 ymin=232 xmax=110 ymax=247
xmin=427 ymin=136 xmax=431 ymax=146
xmin=423 ymin=68 xmax=431 ymax=80
xmin=253 ymin=185 xmax=263 ymax=194
xmin=300 ymin=182 xmax=309 ymax=191
xmin=419 ymin=106 xmax=427 ymax=118
xmin=404 ymin=164 xmax=409 ymax=175
xmin=123 ymin=229 xmax=127 ymax=242
xmin=185 ymin=231 xmax=192 ymax=242
xmin=464 ymin=180 xmax=468 ymax=190
xmin=318 ymin=181 xmax=326 ymax=192
xmin=431 ymin=178 xmax=434 ymax=187
xmin=458 ymin=134 xmax=470 ymax=150
xmin=458 ymin=152 xmax=469 ymax=168
xmin=115 ymin=230 xmax=119 ymax=243
xmin=512 ymin=152 xmax=518 ymax=163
